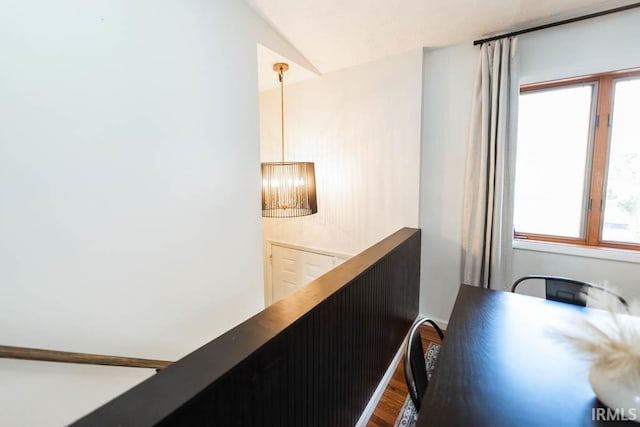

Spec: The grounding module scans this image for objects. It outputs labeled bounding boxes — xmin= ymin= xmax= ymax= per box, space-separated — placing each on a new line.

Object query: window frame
xmin=515 ymin=68 xmax=640 ymax=252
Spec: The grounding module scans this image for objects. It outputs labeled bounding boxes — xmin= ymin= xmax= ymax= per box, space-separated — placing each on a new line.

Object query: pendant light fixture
xmin=261 ymin=63 xmax=317 ymax=218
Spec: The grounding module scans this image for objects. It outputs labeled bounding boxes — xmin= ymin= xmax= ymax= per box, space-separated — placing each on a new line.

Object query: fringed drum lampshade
xmin=261 ymin=162 xmax=317 ymax=217
xmin=261 ymin=62 xmax=318 ymax=218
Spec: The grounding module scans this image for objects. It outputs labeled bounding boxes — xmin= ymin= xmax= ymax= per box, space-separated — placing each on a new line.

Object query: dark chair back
xmin=511 ymin=275 xmax=627 ymax=308
xmin=403 ymin=318 xmax=444 ymax=411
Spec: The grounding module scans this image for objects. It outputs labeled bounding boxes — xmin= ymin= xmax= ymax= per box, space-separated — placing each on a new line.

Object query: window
xmin=514 ymin=69 xmax=640 ymax=251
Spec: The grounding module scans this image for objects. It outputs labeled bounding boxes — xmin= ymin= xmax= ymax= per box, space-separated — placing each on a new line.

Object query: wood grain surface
xmin=417 ymin=285 xmax=633 ymax=427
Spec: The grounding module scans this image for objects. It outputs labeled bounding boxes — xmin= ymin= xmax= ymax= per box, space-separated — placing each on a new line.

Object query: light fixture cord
xmin=279 ymin=67 xmax=285 ymax=163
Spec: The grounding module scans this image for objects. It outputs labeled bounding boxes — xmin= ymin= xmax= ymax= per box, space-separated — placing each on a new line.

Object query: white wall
xmin=519 ymin=8 xmax=640 ymax=85
xmin=420 ymin=43 xmax=478 ymax=323
xmin=419 ymin=9 xmax=640 ymax=323
xmin=0 ymin=1 xmax=299 ymax=425
xmin=512 ymin=246 xmax=640 ymax=298
xmin=259 ymin=49 xmax=423 ymax=301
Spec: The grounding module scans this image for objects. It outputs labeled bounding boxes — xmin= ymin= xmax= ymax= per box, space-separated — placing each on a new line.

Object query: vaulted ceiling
xmin=249 ymin=0 xmax=637 ymax=89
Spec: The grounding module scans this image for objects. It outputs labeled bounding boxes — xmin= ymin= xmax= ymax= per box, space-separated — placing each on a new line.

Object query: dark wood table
xmin=417 ymin=285 xmax=632 ymax=426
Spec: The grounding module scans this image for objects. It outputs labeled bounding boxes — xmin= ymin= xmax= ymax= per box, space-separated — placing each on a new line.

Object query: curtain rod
xmin=473 ymin=1 xmax=640 ymax=46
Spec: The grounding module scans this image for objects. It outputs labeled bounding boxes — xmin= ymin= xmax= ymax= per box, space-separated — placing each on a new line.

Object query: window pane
xmin=514 ymin=85 xmax=593 ymax=238
xmin=602 ymin=78 xmax=640 ymax=244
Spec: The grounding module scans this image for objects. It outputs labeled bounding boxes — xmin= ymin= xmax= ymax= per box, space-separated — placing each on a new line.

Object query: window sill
xmin=513 ymin=239 xmax=640 ymax=265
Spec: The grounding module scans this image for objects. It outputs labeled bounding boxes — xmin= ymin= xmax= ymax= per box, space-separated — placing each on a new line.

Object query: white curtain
xmin=461 ymin=38 xmax=519 ymax=289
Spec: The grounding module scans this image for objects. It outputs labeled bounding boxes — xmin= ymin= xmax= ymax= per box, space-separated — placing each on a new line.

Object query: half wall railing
xmin=73 ymin=227 xmax=422 ymax=426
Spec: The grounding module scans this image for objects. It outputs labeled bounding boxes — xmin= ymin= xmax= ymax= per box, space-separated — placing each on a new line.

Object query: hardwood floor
xmin=366 ymin=324 xmax=443 ymax=427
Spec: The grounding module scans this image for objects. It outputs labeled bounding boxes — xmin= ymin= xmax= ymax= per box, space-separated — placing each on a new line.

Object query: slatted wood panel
xmin=72 ymin=228 xmax=421 ymax=427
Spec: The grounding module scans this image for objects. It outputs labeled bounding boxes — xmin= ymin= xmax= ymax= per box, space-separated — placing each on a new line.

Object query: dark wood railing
xmin=0 ymin=345 xmax=172 ymax=370
xmin=73 ymin=227 xmax=422 ymax=427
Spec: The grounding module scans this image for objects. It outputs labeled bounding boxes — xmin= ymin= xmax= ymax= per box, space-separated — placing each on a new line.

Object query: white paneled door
xmin=270 ymin=244 xmax=348 ymax=303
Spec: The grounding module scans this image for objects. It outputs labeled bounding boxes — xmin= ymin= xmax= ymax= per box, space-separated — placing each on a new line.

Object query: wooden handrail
xmin=0 ymin=345 xmax=172 ymax=370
